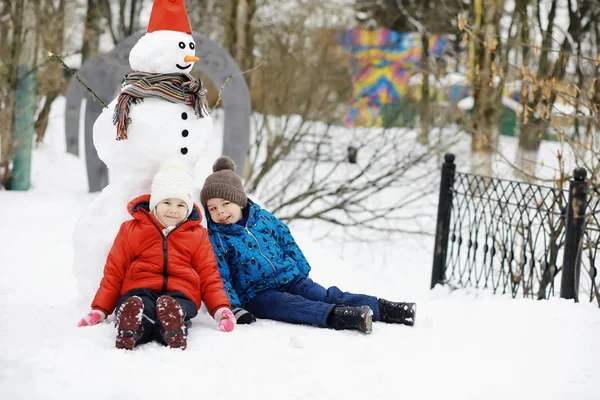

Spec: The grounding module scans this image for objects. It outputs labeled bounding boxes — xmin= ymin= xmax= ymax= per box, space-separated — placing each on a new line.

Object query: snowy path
xmin=1 ymin=190 xmax=599 ymax=400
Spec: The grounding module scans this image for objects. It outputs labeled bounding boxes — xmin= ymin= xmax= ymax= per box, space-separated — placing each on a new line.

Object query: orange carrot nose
xmin=184 ymin=55 xmax=199 ymax=62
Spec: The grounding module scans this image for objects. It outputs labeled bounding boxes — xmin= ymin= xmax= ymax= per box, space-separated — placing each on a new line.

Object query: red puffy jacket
xmin=91 ymin=195 xmax=230 ymax=317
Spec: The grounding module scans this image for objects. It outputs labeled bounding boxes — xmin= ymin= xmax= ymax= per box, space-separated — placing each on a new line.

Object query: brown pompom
xmin=212 ymin=156 xmax=236 ymax=172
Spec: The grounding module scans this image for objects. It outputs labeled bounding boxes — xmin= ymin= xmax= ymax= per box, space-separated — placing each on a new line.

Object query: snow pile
xmin=1 ymin=96 xmax=599 ymax=400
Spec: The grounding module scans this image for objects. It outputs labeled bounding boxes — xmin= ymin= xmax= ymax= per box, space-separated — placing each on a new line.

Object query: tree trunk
xmin=35 ymin=0 xmax=66 ymax=144
xmin=127 ymin=0 xmax=138 ymax=38
xmin=470 ymin=0 xmax=502 ymax=176
xmin=1 ymin=0 xmax=26 ymax=188
xmin=10 ymin=0 xmax=38 ymax=190
xmin=592 ymin=12 xmax=599 ymax=156
xmin=81 ymin=0 xmax=103 ymax=63
xmin=34 ymin=93 xmax=56 ymax=143
xmin=595 ymin=11 xmax=600 ymax=119
xmin=515 ymin=0 xmax=556 ymax=179
xmin=515 ymin=119 xmax=544 ymax=178
xmin=572 ymin=1 xmax=586 ymax=158
xmin=235 ymin=0 xmax=249 ymax=70
xmin=223 ymin=1 xmax=236 ymax=56
xmin=418 ymin=0 xmax=430 ymax=145
xmin=118 ymin=0 xmax=126 ymax=39
xmin=224 ymin=0 xmax=256 ymax=78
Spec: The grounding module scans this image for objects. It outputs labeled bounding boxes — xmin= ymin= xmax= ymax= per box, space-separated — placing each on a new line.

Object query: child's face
xmin=206 ymin=198 xmax=243 ymax=224
xmin=155 ymin=198 xmax=188 ymax=227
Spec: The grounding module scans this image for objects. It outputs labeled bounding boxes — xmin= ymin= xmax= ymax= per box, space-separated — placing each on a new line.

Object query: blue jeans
xmin=245 ymin=275 xmax=379 ymax=327
xmin=115 ymin=288 xmax=197 ymax=346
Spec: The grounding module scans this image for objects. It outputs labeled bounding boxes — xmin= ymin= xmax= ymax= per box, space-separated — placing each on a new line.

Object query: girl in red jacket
xmin=77 ymin=160 xmax=235 ymax=350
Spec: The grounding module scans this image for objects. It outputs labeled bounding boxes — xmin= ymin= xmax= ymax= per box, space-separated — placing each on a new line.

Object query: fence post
xmin=431 ymin=153 xmax=456 ymax=289
xmin=560 ymin=167 xmax=589 ymax=302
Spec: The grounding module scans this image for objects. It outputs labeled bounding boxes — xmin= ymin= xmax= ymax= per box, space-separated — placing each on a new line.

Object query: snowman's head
xmin=129 ymin=31 xmax=198 ymax=74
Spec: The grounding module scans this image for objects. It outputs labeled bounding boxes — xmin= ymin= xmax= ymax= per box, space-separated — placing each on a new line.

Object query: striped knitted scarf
xmin=112 ymin=72 xmax=209 ymax=140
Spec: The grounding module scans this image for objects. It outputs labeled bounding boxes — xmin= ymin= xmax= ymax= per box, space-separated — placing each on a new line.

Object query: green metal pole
xmin=11 ymin=65 xmax=37 ymax=190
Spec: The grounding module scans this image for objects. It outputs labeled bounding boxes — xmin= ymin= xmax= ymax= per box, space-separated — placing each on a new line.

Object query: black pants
xmin=115 ymin=288 xmax=198 ymax=346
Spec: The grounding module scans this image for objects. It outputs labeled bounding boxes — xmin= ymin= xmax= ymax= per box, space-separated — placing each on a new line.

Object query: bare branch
xmin=211 ymin=60 xmax=265 ymax=112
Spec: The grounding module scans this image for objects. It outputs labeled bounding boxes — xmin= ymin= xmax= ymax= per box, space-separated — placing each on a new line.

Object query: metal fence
xmin=581 ymin=186 xmax=600 ymax=303
xmin=431 ymin=153 xmax=599 ymax=306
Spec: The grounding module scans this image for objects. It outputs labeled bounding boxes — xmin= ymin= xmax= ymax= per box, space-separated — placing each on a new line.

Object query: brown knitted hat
xmin=200 ymin=156 xmax=248 ymax=208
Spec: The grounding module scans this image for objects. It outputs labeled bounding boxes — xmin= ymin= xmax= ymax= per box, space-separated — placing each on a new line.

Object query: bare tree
xmin=1 ymin=0 xmax=81 ymax=187
xmin=516 ymin=0 xmax=596 ymax=178
xmin=470 ymin=0 xmax=504 ymax=176
xmin=418 ymin=0 xmax=432 ymax=145
xmin=394 ymin=0 xmax=434 ymax=145
xmin=34 ymin=0 xmax=67 ymax=144
xmin=223 ymin=0 xmax=256 ymax=75
xmin=246 ymin=116 xmax=444 ymax=240
xmin=0 ymin=0 xmax=20 ymax=188
xmin=103 ymin=0 xmax=146 ymax=45
xmin=186 ymin=0 xmax=226 ymax=41
xmin=355 ymin=0 xmax=463 ymax=35
xmin=81 ymin=0 xmax=103 ymax=63
xmin=241 ymin=2 xmax=453 ymax=239
xmin=0 ymin=0 xmax=38 ymax=188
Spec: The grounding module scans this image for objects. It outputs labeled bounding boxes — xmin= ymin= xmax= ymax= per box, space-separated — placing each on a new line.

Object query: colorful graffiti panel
xmin=338 ymin=28 xmax=449 ymax=127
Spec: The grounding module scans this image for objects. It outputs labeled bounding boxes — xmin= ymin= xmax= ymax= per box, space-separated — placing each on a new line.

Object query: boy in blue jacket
xmin=200 ymin=156 xmax=416 ymax=333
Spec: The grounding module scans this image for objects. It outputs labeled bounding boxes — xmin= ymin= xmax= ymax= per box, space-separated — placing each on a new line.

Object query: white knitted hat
xmin=149 ymin=159 xmax=195 ymax=217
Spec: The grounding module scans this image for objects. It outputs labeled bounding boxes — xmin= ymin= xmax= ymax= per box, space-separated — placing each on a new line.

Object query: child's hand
xmin=77 ymin=310 xmax=106 ymax=327
xmin=214 ymin=308 xmax=236 ymax=332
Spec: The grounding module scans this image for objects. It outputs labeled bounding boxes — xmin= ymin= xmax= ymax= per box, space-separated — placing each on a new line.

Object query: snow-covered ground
xmin=1 ymin=98 xmax=599 ymax=400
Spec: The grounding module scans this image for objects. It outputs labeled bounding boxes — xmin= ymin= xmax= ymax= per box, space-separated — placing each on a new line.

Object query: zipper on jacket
xmin=141 ymin=210 xmax=182 ymax=294
xmin=245 ymin=227 xmax=279 ymax=286
xmin=161 ymin=238 xmax=168 ymax=293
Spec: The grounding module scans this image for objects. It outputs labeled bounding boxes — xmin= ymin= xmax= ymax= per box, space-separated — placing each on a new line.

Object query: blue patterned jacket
xmin=206 ymin=200 xmax=311 ymax=308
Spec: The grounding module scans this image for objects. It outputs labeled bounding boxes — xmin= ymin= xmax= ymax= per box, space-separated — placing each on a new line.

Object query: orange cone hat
xmin=147 ymin=0 xmax=192 ymax=34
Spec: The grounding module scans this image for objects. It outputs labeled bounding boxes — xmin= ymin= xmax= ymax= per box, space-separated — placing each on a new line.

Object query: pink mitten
xmin=77 ymin=310 xmax=106 ymax=327
xmin=214 ymin=308 xmax=236 ymax=332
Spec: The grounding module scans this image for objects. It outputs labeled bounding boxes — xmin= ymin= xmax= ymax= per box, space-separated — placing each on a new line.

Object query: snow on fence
xmin=431 ymin=153 xmax=599 ymax=306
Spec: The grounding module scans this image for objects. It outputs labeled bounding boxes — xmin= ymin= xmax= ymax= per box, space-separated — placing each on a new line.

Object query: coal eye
xmin=189 ymin=42 xmax=195 ymax=50
xmin=178 ymin=41 xmax=185 ymax=49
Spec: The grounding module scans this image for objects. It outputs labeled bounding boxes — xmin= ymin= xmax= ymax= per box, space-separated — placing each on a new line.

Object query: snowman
xmin=72 ymin=0 xmax=214 ymax=302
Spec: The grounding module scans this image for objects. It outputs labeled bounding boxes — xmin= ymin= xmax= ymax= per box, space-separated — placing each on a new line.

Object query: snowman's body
xmin=94 ymin=96 xmax=211 ymax=174
xmin=72 ymin=22 xmax=214 ymax=302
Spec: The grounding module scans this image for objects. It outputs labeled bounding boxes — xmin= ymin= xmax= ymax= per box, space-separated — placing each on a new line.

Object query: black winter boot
xmin=378 ymin=299 xmax=416 ymax=326
xmin=328 ymin=305 xmax=373 ymax=334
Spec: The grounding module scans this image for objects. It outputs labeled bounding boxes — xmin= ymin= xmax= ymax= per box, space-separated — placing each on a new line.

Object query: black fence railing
xmin=581 ymin=186 xmax=600 ymax=303
xmin=431 ymin=153 xmax=599 ymax=306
